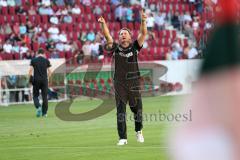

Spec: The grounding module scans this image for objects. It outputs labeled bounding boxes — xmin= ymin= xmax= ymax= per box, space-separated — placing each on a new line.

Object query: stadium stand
xmin=0 ymin=0 xmax=215 ymax=103
xmin=0 ymin=0 xmax=213 ymax=63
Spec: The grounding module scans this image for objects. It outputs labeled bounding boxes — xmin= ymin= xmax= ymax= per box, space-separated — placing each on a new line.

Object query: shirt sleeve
xmin=133 ymin=40 xmax=143 ymax=52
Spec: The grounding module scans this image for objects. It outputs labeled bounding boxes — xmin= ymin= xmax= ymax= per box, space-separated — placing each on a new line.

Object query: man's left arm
xmin=137 ymin=10 xmax=148 ymax=47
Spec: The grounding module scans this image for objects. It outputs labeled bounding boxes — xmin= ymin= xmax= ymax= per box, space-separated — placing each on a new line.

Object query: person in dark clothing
xmin=98 ymin=9 xmax=147 ymax=145
xmin=28 ymin=49 xmax=52 ymax=117
xmin=171 ymin=12 xmax=181 ymax=29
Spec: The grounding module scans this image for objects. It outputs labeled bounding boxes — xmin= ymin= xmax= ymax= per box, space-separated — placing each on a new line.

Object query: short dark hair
xmin=118 ymin=28 xmax=132 ymax=36
xmin=38 ymin=48 xmax=44 ymax=54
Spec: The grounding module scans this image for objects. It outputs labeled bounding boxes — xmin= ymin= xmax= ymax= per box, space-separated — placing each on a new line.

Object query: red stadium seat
xmin=75 ymin=15 xmax=83 ymax=23
xmin=66 ymin=52 xmax=73 ymax=61
xmin=127 ymin=22 xmax=134 ymax=30
xmin=164 ymin=30 xmax=171 ymax=38
xmin=66 ymin=24 xmax=73 ymax=32
xmin=72 ymin=32 xmax=79 ymax=41
xmin=35 ymin=15 xmax=41 ymax=24
xmin=85 ymin=7 xmax=91 ymax=14
xmin=0 ymin=15 xmax=4 ymax=24
xmin=13 ymin=15 xmax=19 ymax=23
xmin=59 ymin=23 xmax=67 ymax=31
xmin=171 ymin=30 xmax=177 ymax=38
xmin=5 ymin=15 xmax=13 ymax=24
xmin=14 ymin=53 xmax=20 ymax=60
xmin=32 ymin=42 xmax=39 ymax=52
xmin=114 ymin=22 xmax=121 ymax=31
xmin=1 ymin=7 xmax=8 ymax=15
xmin=134 ymin=22 xmax=140 ymax=30
xmin=104 ymin=5 xmax=111 ymax=12
xmin=86 ymin=22 xmax=94 ymax=31
xmin=109 ymin=22 xmax=114 ymax=30
xmin=28 ymin=15 xmax=35 ymax=24
xmin=28 ymin=0 xmax=34 ymax=5
xmin=59 ymin=52 xmax=65 ymax=58
xmin=9 ymin=7 xmax=16 ymax=15
xmin=45 ymin=52 xmax=50 ymax=59
xmin=2 ymin=53 xmax=14 ymax=60
xmin=80 ymin=23 xmax=87 ymax=31
xmin=94 ymin=22 xmax=101 ymax=31
xmin=41 ymin=15 xmax=49 ymax=24
xmin=40 ymin=43 xmax=47 ymax=50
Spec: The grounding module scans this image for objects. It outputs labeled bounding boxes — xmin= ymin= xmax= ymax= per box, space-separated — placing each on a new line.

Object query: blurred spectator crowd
xmin=0 ymin=0 xmax=215 ymax=63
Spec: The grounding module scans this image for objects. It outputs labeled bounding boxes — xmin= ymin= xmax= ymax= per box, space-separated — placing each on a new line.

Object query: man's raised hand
xmin=141 ymin=10 xmax=147 ymax=22
xmin=98 ymin=16 xmax=106 ymax=24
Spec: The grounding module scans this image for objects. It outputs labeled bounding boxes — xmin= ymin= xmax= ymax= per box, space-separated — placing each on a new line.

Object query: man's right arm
xmin=98 ymin=16 xmax=113 ymax=49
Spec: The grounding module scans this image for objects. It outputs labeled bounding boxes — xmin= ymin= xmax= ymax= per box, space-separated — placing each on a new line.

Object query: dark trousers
xmin=33 ymin=79 xmax=48 ymax=115
xmin=114 ymin=80 xmax=143 ymax=139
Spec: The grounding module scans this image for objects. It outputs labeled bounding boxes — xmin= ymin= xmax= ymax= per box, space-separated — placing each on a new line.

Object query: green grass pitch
xmin=0 ymin=96 xmax=177 ymax=160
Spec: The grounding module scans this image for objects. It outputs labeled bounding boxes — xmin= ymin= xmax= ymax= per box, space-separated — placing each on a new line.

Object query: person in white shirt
xmin=172 ymin=39 xmax=183 ymax=53
xmin=50 ymin=15 xmax=59 ymax=25
xmin=71 ymin=4 xmax=81 ymax=14
xmin=56 ymin=42 xmax=65 ymax=51
xmin=39 ymin=5 xmax=54 ymax=15
xmin=19 ymin=44 xmax=29 ymax=54
xmin=48 ymin=25 xmax=59 ymax=34
xmin=7 ymin=0 xmax=15 ymax=6
xmin=204 ymin=20 xmax=213 ymax=30
xmin=90 ymin=41 xmax=100 ymax=58
xmin=155 ymin=12 xmax=166 ymax=30
xmin=3 ymin=41 xmax=13 ymax=53
xmin=188 ymin=46 xmax=198 ymax=59
xmin=58 ymin=31 xmax=67 ymax=42
xmin=147 ymin=13 xmax=155 ymax=30
xmin=130 ymin=0 xmax=140 ymax=5
xmin=63 ymin=14 xmax=73 ymax=24
xmin=55 ymin=8 xmax=62 ymax=16
xmin=141 ymin=0 xmax=145 ymax=7
xmin=183 ymin=11 xmax=192 ymax=22
xmin=0 ymin=0 xmax=7 ymax=7
xmin=61 ymin=8 xmax=68 ymax=15
xmin=48 ymin=25 xmax=60 ymax=42
xmin=111 ymin=0 xmax=120 ymax=6
xmin=82 ymin=0 xmax=91 ymax=6
xmin=82 ymin=41 xmax=92 ymax=57
xmin=41 ymin=0 xmax=51 ymax=6
xmin=64 ymin=42 xmax=71 ymax=51
xmin=49 ymin=34 xmax=59 ymax=42
xmin=115 ymin=5 xmax=123 ymax=21
xmin=34 ymin=25 xmax=42 ymax=34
